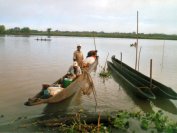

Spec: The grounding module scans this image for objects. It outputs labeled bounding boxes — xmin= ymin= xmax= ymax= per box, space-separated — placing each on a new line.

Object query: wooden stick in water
xmin=150 ymin=59 xmax=152 ymax=89
xmin=120 ymin=52 xmax=122 ymax=69
xmin=138 ymin=46 xmax=142 ymax=71
xmin=135 ymin=11 xmax=139 ymax=70
xmin=103 ymin=52 xmax=109 ymax=71
xmin=161 ymin=39 xmax=165 ymax=71
xmin=97 ymin=112 xmax=101 ymax=133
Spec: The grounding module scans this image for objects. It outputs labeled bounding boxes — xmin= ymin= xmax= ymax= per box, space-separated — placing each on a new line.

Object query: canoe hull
xmin=111 ymin=55 xmax=177 ymax=100
xmin=25 ymin=57 xmax=98 ymax=106
xmin=107 ymin=61 xmax=156 ymax=100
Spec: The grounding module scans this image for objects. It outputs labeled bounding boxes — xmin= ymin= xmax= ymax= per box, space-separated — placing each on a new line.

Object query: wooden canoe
xmin=35 ymin=38 xmax=51 ymax=41
xmin=111 ymin=55 xmax=177 ymax=100
xmin=107 ymin=61 xmax=156 ymax=99
xmin=24 ymin=57 xmax=98 ymax=106
xmin=109 ymin=60 xmax=177 ymax=114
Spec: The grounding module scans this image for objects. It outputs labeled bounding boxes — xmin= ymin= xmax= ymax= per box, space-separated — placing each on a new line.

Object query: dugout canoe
xmin=35 ymin=38 xmax=51 ymax=41
xmin=24 ymin=57 xmax=98 ymax=106
xmin=111 ymin=55 xmax=177 ymax=100
xmin=107 ymin=61 xmax=156 ymax=100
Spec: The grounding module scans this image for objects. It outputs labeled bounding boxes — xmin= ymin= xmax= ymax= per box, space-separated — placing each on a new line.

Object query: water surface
xmin=0 ymin=35 xmax=177 ymax=124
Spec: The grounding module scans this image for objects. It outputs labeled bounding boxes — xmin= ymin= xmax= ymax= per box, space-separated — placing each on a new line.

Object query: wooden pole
xmin=150 ymin=59 xmax=152 ymax=89
xmin=135 ymin=11 xmax=139 ymax=70
xmin=97 ymin=112 xmax=101 ymax=133
xmin=120 ymin=52 xmax=122 ymax=69
xmin=103 ymin=52 xmax=109 ymax=71
xmin=138 ymin=46 xmax=142 ymax=71
xmin=93 ymin=31 xmax=96 ymax=50
xmin=161 ymin=40 xmax=165 ymax=71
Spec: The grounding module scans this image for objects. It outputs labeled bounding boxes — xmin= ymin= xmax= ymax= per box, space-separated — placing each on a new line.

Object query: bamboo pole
xmin=138 ymin=46 xmax=142 ymax=71
xmin=161 ymin=40 xmax=165 ymax=71
xmin=120 ymin=52 xmax=122 ymax=69
xmin=97 ymin=112 xmax=101 ymax=133
xmin=150 ymin=59 xmax=152 ymax=89
xmin=103 ymin=52 xmax=109 ymax=71
xmin=93 ymin=31 xmax=97 ymax=50
xmin=135 ymin=11 xmax=139 ymax=70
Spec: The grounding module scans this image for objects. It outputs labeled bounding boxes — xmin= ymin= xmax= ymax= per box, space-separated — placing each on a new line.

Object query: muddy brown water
xmin=0 ymin=36 xmax=177 ymax=125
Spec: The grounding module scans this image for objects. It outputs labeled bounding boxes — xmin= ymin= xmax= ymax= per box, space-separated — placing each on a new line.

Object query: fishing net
xmin=76 ymin=62 xmax=98 ymax=106
xmin=81 ymin=70 xmax=96 ymax=96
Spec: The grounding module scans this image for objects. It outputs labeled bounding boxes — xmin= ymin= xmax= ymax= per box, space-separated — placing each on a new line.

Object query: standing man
xmin=73 ymin=44 xmax=84 ymax=67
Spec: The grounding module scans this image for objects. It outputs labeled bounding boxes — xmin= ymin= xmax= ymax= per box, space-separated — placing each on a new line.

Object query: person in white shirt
xmin=82 ymin=51 xmax=97 ymax=67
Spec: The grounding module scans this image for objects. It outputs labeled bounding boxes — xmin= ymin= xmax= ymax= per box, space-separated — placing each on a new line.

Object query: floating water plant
xmin=111 ymin=110 xmax=177 ymax=132
xmin=112 ymin=111 xmax=129 ymax=130
xmin=99 ymin=70 xmax=111 ymax=78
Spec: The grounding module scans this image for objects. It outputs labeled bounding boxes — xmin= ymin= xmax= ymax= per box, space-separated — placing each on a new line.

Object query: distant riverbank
xmin=1 ymin=31 xmax=177 ymax=40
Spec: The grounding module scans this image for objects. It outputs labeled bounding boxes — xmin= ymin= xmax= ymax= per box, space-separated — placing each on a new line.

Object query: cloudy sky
xmin=0 ymin=0 xmax=177 ymax=34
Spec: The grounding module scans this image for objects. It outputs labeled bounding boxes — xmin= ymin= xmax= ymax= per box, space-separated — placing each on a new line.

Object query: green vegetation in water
xmin=99 ymin=70 xmax=111 ymax=78
xmin=112 ymin=111 xmax=130 ymax=130
xmin=112 ymin=110 xmax=177 ymax=132
xmin=1 ymin=110 xmax=176 ymax=133
xmin=34 ymin=110 xmax=177 ymax=133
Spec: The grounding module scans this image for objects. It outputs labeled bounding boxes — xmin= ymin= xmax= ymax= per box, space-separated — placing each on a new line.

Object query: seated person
xmin=83 ymin=52 xmax=97 ymax=67
xmin=58 ymin=61 xmax=82 ymax=88
xmin=66 ymin=61 xmax=82 ymax=80
xmin=87 ymin=50 xmax=98 ymax=58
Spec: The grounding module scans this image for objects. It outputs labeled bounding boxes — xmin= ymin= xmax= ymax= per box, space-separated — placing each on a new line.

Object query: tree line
xmin=0 ymin=25 xmax=177 ymax=40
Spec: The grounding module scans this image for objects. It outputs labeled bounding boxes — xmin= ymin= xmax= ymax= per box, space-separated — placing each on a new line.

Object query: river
xmin=0 ymin=35 xmax=177 ymax=125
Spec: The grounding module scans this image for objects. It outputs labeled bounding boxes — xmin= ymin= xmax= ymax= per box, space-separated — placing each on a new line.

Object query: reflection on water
xmin=151 ymin=98 xmax=177 ymax=115
xmin=43 ymin=90 xmax=82 ymax=115
xmin=0 ymin=36 xmax=177 ymax=123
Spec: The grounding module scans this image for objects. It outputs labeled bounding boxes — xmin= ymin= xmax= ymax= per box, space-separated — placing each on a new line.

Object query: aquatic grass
xmin=99 ymin=70 xmax=111 ymax=78
xmin=110 ymin=110 xmax=177 ymax=132
xmin=98 ymin=63 xmax=111 ymax=79
xmin=112 ymin=111 xmax=131 ymax=130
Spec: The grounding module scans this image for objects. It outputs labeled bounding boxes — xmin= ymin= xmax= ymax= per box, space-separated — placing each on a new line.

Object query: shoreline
xmin=1 ymin=31 xmax=177 ymax=41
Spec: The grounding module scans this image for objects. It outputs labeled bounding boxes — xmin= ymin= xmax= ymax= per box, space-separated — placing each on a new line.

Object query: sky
xmin=0 ymin=0 xmax=177 ymax=34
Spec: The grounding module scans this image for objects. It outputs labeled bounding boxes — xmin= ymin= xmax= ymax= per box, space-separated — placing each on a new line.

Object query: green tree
xmin=21 ymin=27 xmax=30 ymax=34
xmin=6 ymin=27 xmax=20 ymax=34
xmin=0 ymin=25 xmax=5 ymax=34
xmin=47 ymin=28 xmax=51 ymax=35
